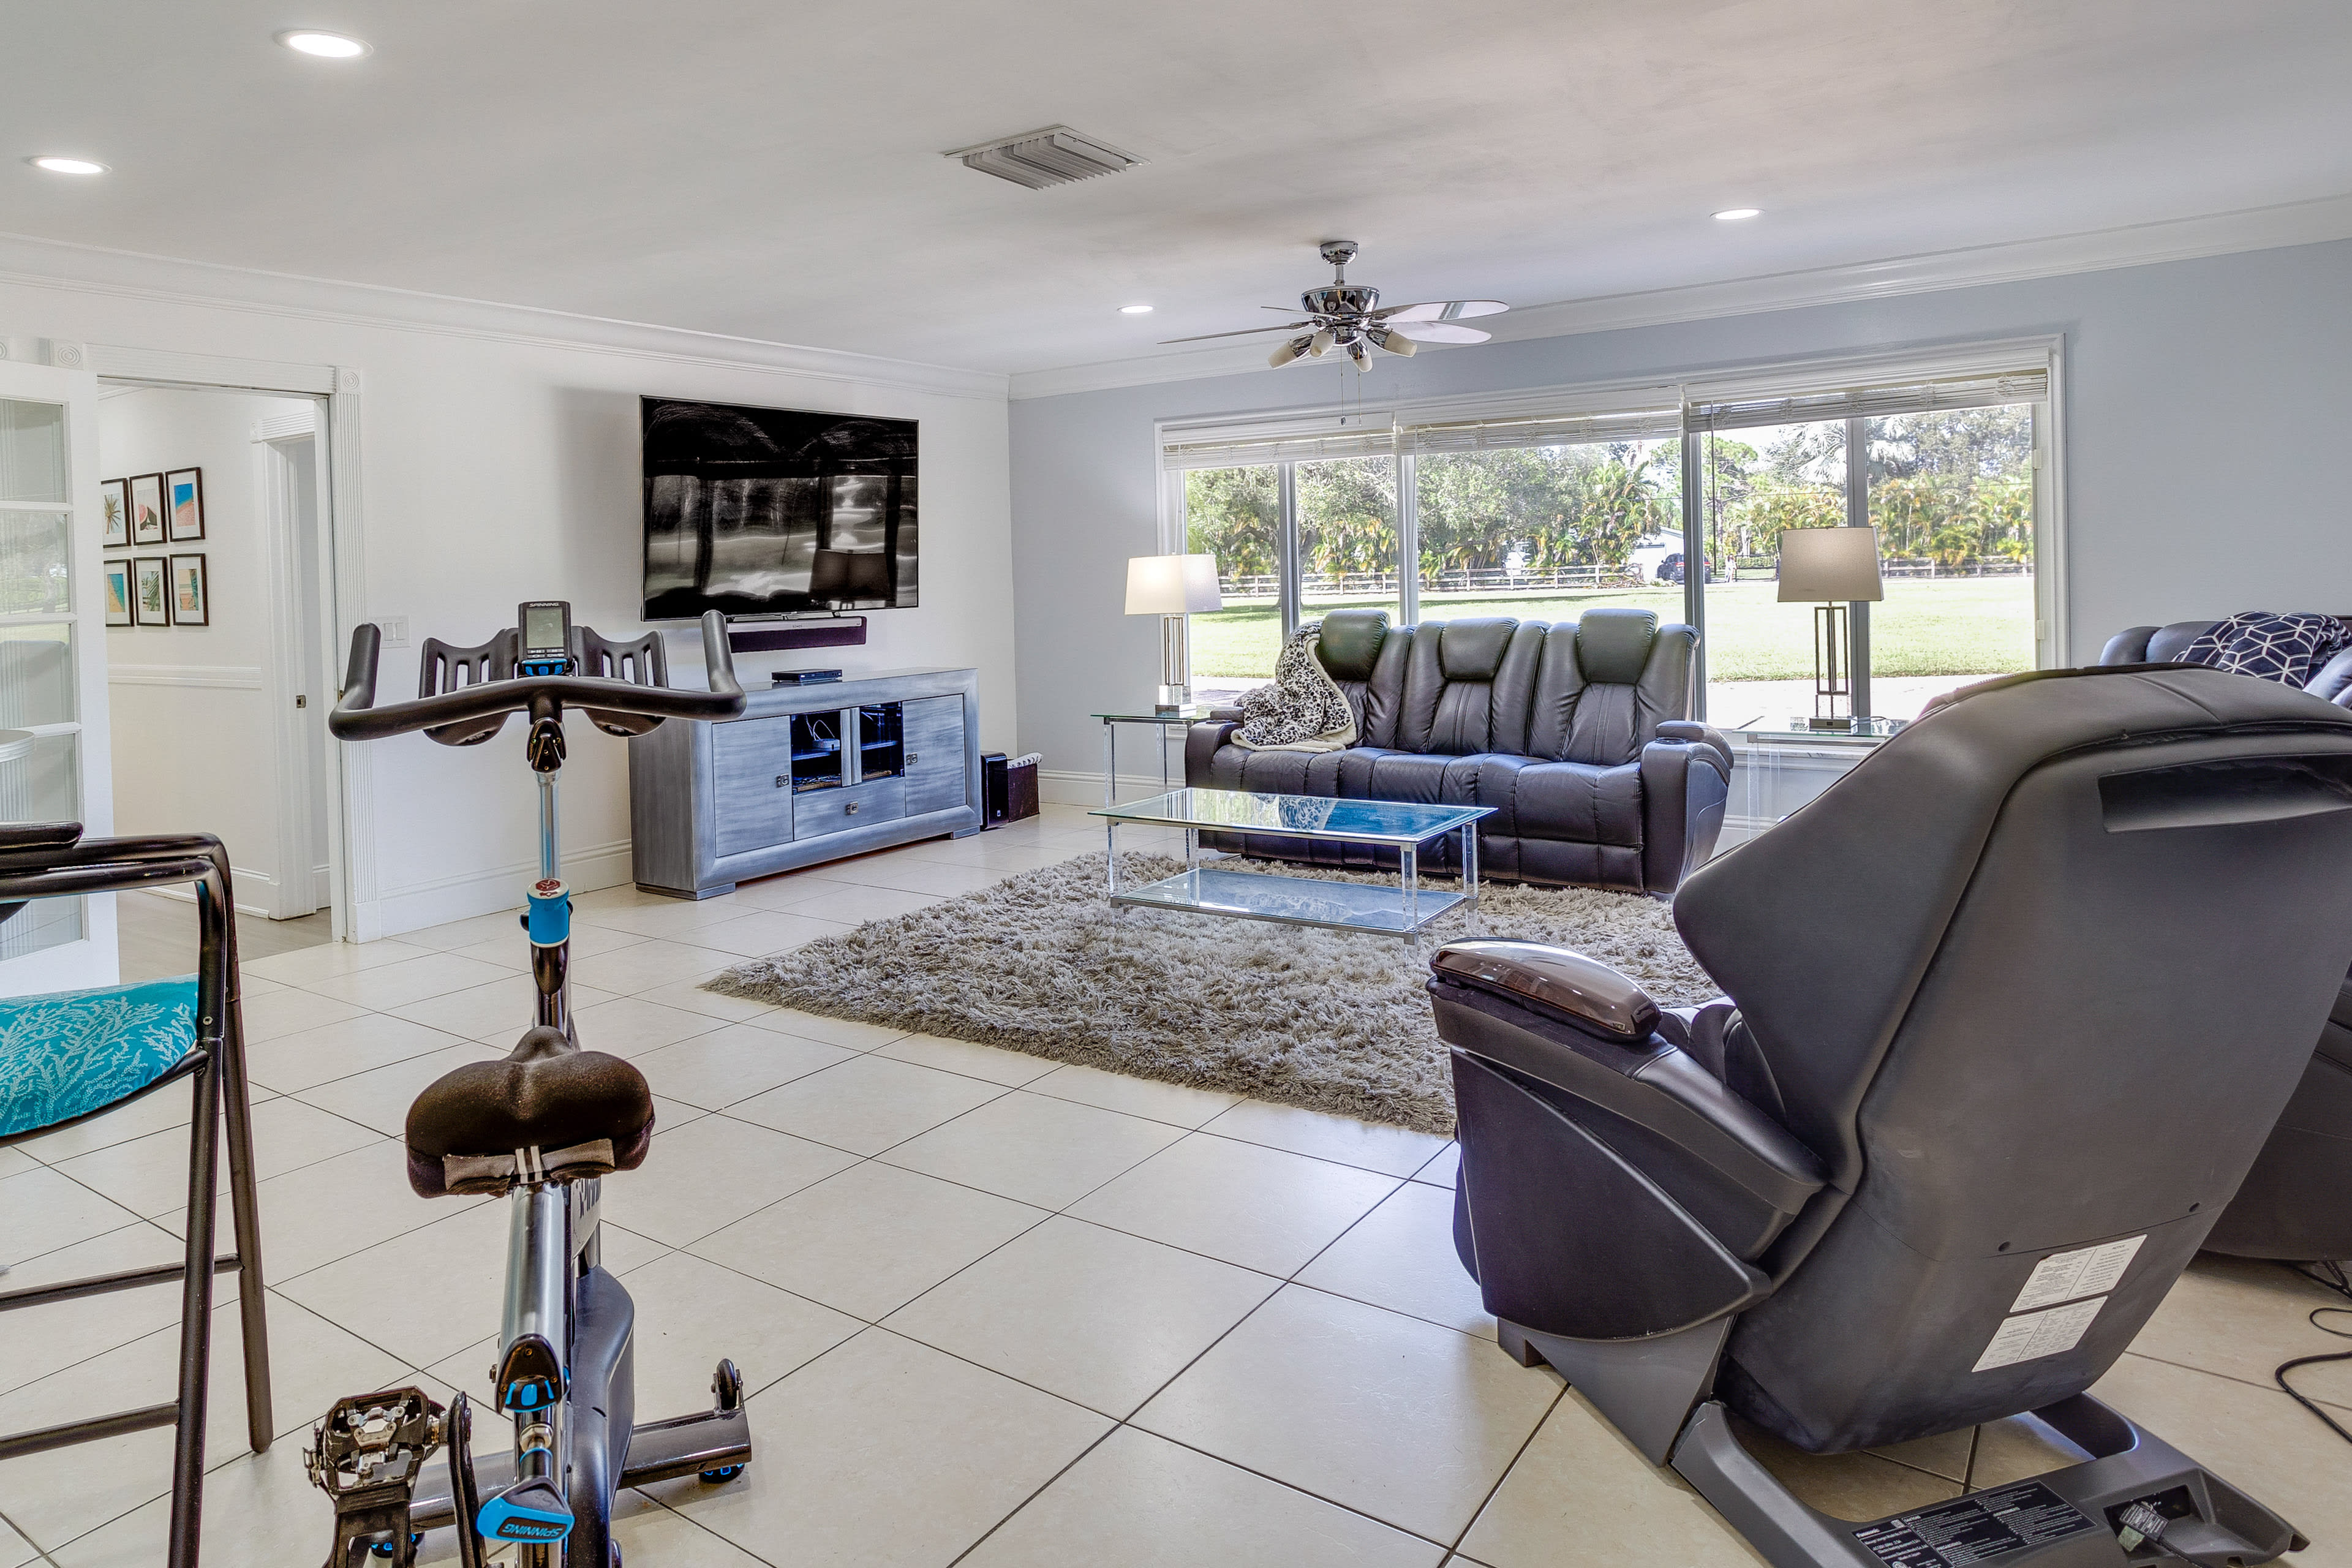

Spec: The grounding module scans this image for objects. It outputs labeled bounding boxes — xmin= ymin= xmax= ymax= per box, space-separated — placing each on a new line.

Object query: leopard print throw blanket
xmin=1232 ymin=621 xmax=1359 ymax=752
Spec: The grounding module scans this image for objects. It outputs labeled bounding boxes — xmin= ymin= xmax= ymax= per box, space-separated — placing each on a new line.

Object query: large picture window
xmin=1163 ymin=350 xmax=2056 ymax=717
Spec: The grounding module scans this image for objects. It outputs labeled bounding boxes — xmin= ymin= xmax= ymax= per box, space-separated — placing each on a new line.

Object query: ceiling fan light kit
xmin=1170 ymin=240 xmax=1509 ymax=371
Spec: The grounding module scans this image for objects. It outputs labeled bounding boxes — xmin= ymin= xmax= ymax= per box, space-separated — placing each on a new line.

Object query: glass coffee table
xmin=1090 ymin=788 xmax=1494 ymax=944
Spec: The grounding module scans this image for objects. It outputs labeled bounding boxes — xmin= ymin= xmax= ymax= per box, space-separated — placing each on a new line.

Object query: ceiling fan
xmin=1161 ymin=241 xmax=1507 ymax=369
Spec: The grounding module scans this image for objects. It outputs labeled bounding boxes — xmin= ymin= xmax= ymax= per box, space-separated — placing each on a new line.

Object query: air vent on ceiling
xmin=947 ymin=126 xmax=1143 ymax=190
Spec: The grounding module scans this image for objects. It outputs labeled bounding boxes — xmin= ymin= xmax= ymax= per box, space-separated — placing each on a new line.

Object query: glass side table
xmin=1092 ymin=706 xmax=1221 ymax=806
xmin=1727 ymin=715 xmax=1905 ymax=843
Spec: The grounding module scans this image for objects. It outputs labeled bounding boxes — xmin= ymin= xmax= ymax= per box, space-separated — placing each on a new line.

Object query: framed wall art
xmin=101 ymin=478 xmax=130 ymax=549
xmin=102 ymin=560 xmax=132 ymax=626
xmin=165 ymin=467 xmax=205 ymax=541
xmin=129 ymin=473 xmax=167 ymax=546
xmin=133 ymin=556 xmax=170 ymax=627
xmin=169 ymin=553 xmax=209 ymax=626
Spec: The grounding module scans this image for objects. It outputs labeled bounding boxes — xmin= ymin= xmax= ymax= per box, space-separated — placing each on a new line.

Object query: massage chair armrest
xmin=1183 ymin=717 xmax=1240 ymax=782
xmin=1428 ymin=941 xmax=1826 ymax=1219
xmin=1640 ymin=728 xmax=1733 ymax=894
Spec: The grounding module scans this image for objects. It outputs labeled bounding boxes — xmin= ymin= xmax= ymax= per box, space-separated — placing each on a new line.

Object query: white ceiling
xmin=9 ymin=1 xmax=2351 ymax=377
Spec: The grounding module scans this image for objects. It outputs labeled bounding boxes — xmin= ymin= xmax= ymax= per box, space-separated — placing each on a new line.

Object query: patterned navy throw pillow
xmin=2178 ymin=612 xmax=2352 ymax=687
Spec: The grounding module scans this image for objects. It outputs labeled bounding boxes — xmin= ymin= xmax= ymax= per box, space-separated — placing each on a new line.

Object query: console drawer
xmin=793 ymin=775 xmax=907 ymax=839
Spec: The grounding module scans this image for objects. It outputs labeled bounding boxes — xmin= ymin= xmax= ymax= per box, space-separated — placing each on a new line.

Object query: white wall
xmin=2 ymin=252 xmax=1016 ymax=940
xmin=99 ymin=386 xmax=311 ymax=913
xmin=1005 ymin=237 xmax=2352 ymax=787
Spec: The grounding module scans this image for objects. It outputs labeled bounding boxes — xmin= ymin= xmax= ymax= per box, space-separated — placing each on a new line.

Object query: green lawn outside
xmin=1194 ymin=577 xmax=2033 ymax=683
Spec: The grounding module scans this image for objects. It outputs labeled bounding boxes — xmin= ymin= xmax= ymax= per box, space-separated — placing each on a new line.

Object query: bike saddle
xmin=404 ymin=1026 xmax=655 ymax=1198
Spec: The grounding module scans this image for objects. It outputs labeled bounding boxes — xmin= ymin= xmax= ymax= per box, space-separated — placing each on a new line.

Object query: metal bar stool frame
xmin=0 ymin=826 xmax=273 ymax=1567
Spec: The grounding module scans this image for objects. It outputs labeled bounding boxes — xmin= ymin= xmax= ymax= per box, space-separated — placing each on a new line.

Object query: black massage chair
xmin=1430 ymin=663 xmax=2352 ymax=1568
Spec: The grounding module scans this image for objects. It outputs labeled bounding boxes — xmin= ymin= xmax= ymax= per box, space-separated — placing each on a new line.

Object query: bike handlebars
xmin=330 ymin=609 xmax=747 ymax=743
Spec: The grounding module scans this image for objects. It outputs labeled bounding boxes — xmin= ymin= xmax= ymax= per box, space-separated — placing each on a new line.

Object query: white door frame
xmin=59 ymin=340 xmax=366 ymax=943
xmin=256 ymin=413 xmax=327 ymax=920
xmin=0 ymin=354 xmax=116 ymax=992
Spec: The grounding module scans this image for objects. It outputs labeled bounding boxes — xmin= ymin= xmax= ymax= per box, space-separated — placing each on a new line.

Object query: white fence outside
xmin=1216 ymin=557 xmax=2029 ymax=602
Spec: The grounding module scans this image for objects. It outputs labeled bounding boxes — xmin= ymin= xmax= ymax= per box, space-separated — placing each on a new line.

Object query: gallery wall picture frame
xmin=168 ymin=553 xmax=209 ymax=627
xmin=165 ymin=467 xmax=206 ymax=541
xmin=101 ymin=478 xmax=130 ymax=549
xmin=102 ymin=560 xmax=132 ymax=626
xmin=129 ymin=473 xmax=167 ymax=546
xmin=132 ymin=556 xmax=170 ymax=627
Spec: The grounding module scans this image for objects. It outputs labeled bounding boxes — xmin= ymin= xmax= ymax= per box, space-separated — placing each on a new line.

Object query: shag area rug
xmin=706 ymin=853 xmax=1713 ymax=1135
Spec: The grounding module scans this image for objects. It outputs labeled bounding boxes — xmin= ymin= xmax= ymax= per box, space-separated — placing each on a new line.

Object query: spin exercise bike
xmin=305 ymin=604 xmax=749 ymax=1567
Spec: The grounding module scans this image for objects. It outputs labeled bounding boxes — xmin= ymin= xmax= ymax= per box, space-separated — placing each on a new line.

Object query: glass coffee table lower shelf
xmin=1090 ymin=788 xmax=1494 ymax=944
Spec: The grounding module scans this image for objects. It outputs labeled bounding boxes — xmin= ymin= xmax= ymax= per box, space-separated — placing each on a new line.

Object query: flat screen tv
xmin=641 ymin=398 xmax=918 ymax=620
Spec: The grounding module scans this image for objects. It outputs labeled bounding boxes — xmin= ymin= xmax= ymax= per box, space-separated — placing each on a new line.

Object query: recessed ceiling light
xmin=1713 ymin=208 xmax=1762 ymax=222
xmin=28 ymin=156 xmax=108 ymax=175
xmin=277 ymin=29 xmax=371 ymax=58
xmin=1120 ymin=304 xmax=1155 ymax=315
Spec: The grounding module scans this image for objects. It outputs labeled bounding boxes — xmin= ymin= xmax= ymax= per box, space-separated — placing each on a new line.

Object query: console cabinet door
xmin=902 ymin=695 xmax=967 ymax=816
xmin=710 ymin=716 xmax=797 ymax=858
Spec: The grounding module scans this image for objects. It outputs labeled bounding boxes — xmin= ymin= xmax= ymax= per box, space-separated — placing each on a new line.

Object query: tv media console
xmin=628 ymin=666 xmax=982 ymax=899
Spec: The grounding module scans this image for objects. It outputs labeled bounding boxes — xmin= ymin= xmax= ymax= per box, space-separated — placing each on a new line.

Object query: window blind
xmin=1400 ymin=404 xmax=1683 ymax=454
xmin=1159 ymin=418 xmax=1398 ymax=471
xmin=1686 ymin=369 xmax=2048 ymax=432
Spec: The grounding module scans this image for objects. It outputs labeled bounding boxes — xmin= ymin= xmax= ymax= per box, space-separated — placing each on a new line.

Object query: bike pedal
xmin=478 ymin=1477 xmax=574 ymax=1544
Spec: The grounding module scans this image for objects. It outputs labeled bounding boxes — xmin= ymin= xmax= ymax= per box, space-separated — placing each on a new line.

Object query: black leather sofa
xmin=2101 ymin=616 xmax=2352 ymax=704
xmin=1184 ymin=607 xmax=1730 ymax=894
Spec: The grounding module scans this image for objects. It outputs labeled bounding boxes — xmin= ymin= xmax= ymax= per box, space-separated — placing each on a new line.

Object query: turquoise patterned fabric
xmin=0 ymin=976 xmax=200 ymax=1139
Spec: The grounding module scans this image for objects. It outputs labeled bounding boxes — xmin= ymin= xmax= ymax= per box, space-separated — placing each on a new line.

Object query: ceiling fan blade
xmin=1389 ymin=322 xmax=1491 ymax=344
xmin=1158 ymin=322 xmax=1313 ymax=344
xmin=1374 ymin=300 xmax=1510 ymax=322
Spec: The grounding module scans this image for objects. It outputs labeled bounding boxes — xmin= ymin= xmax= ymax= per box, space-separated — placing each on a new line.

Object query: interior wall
xmin=1007 ymin=236 xmax=2352 ymax=788
xmin=98 ymin=386 xmax=305 ymax=913
xmin=3 ymin=272 xmax=1016 ymax=940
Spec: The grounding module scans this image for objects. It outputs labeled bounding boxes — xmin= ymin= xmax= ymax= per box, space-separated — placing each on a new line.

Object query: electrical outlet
xmin=379 ymin=616 xmax=410 ymax=648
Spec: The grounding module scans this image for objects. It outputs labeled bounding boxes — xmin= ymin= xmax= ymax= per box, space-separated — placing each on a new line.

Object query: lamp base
xmin=1154 ymin=683 xmax=1188 ymax=714
xmin=1803 ymin=715 xmax=1855 ymax=732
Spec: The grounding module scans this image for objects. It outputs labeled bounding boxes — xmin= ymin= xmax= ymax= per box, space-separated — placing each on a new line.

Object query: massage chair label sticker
xmin=1852 ymin=1482 xmax=2098 ymax=1568
xmin=1971 ymin=1297 xmax=2106 ymax=1373
xmin=2007 ymin=1234 xmax=2145 ymax=1313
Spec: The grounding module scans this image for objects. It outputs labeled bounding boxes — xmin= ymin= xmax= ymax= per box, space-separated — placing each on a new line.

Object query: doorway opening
xmin=97 ymin=381 xmax=340 ymax=980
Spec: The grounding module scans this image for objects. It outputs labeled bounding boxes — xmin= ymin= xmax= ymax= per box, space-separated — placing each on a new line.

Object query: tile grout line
xmin=0 ymin=1504 xmax=64 ymax=1568
xmin=1443 ymin=1383 xmax=1570 ymax=1561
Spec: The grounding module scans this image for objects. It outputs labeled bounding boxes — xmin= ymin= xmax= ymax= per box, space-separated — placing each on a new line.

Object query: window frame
xmin=1156 ymin=336 xmax=2067 ymax=717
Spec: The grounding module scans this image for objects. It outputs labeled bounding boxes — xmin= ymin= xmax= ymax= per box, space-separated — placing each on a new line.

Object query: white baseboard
xmin=1038 ymin=768 xmax=1192 ymax=807
xmin=353 ymin=839 xmax=633 ymax=942
xmin=142 ymin=866 xmax=277 ymax=919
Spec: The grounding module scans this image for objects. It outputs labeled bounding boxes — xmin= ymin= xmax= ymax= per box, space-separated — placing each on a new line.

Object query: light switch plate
xmin=379 ymin=616 xmax=410 ymax=648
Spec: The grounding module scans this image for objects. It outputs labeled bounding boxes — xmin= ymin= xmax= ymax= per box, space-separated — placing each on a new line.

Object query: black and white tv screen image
xmin=641 ymin=398 xmax=918 ymax=620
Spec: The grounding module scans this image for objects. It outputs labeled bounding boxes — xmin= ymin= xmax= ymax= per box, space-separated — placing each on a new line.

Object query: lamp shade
xmin=1777 ymin=526 xmax=1883 ymax=603
xmin=810 ymin=549 xmax=892 ymax=603
xmin=1125 ymin=554 xmax=1223 ymax=615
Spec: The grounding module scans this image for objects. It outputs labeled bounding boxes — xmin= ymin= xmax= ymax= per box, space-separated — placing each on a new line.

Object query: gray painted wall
xmin=1009 ymin=237 xmax=2352 ymax=780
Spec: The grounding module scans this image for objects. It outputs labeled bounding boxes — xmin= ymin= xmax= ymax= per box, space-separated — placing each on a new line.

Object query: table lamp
xmin=1777 ymin=526 xmax=1883 ymax=731
xmin=1126 ymin=553 xmax=1222 ymax=712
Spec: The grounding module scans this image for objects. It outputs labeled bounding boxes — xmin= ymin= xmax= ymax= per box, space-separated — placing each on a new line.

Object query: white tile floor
xmin=4 ymin=802 xmax=2349 ymax=1565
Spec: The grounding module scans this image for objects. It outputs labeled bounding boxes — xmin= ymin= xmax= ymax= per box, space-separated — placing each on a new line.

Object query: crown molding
xmin=0 ymin=230 xmax=1009 ymax=403
xmin=1008 ymin=191 xmax=2352 ymax=401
